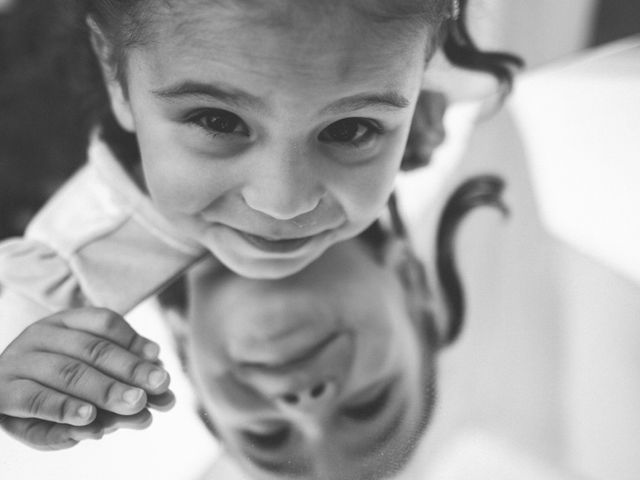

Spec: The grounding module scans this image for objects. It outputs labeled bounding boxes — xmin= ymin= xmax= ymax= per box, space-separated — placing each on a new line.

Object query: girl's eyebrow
xmin=151 ymin=81 xmax=409 ymax=115
xmin=151 ymin=81 xmax=267 ymax=113
xmin=320 ymin=91 xmax=411 ymax=115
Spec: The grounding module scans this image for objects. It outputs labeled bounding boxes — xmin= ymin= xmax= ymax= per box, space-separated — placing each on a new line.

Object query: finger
xmin=14 ymin=352 xmax=147 ymax=416
xmin=0 ymin=379 xmax=96 ymax=426
xmin=46 ymin=308 xmax=160 ymax=361
xmin=0 ymin=415 xmax=105 ymax=451
xmin=93 ymin=408 xmax=153 ymax=434
xmin=147 ymin=390 xmax=176 ymax=412
xmin=28 ymin=324 xmax=170 ymax=395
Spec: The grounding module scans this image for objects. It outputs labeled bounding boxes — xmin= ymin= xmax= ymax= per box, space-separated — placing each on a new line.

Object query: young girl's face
xmin=103 ymin=0 xmax=434 ymax=278
xmin=187 ymin=238 xmax=435 ymax=479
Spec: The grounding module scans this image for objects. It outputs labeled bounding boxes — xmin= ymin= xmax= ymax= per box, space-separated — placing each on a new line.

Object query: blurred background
xmin=1 ymin=1 xmax=639 ymax=480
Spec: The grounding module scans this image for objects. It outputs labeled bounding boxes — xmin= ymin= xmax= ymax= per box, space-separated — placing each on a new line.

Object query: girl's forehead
xmin=150 ymin=0 xmax=436 ymax=54
xmin=135 ymin=0 xmax=434 ymax=89
xmin=159 ymin=0 xmax=441 ymax=23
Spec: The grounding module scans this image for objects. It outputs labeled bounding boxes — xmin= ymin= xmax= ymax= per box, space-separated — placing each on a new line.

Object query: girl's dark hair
xmin=444 ymin=0 xmax=524 ymax=95
xmin=387 ymin=174 xmax=508 ymax=346
xmin=433 ymin=175 xmax=508 ymax=344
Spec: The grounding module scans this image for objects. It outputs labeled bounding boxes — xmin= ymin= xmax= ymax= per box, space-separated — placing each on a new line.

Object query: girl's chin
xmin=215 ymin=250 xmax=323 ymax=280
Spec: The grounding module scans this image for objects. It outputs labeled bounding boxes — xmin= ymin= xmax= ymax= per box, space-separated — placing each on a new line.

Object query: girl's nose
xmin=241 ymin=150 xmax=325 ymax=220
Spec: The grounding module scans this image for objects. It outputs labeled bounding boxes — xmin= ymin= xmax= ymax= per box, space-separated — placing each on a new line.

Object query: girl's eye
xmin=341 ymin=385 xmax=391 ymax=422
xmin=319 ymin=118 xmax=383 ymax=146
xmin=188 ymin=109 xmax=249 ymax=136
xmin=242 ymin=426 xmax=291 ymax=451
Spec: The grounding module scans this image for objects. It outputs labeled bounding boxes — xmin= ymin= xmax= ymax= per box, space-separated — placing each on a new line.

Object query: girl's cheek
xmin=330 ymin=169 xmax=396 ymax=230
xmin=135 ymin=129 xmax=225 ymax=212
xmin=141 ymin=155 xmax=219 ymax=214
xmin=343 ymin=148 xmax=403 ymax=217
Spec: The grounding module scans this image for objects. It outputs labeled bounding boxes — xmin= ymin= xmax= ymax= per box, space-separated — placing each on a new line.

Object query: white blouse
xmin=0 ymin=137 xmax=205 ymax=352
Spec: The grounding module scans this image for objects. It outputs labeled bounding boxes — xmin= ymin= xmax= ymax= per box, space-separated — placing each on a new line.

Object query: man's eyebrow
xmin=349 ymin=402 xmax=406 ymax=458
xmin=320 ymin=91 xmax=411 ymax=115
xmin=151 ymin=81 xmax=267 ymax=112
xmin=245 ymin=453 xmax=310 ymax=477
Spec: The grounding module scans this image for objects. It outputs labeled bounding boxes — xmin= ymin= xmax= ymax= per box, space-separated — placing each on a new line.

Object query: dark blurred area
xmin=0 ymin=0 xmax=91 ymax=239
xmin=591 ymin=0 xmax=640 ymax=46
xmin=0 ymin=0 xmax=639 ymax=240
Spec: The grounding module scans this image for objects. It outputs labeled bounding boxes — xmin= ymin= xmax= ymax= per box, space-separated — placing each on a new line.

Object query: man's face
xmin=187 ymin=239 xmax=437 ymax=479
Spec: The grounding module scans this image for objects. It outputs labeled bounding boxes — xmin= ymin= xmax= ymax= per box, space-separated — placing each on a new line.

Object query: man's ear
xmin=382 ymin=236 xmax=448 ymax=350
xmin=88 ymin=19 xmax=136 ymax=133
xmin=401 ymin=90 xmax=447 ymax=171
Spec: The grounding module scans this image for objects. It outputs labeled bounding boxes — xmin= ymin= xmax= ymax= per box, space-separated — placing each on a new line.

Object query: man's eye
xmin=319 ymin=118 xmax=383 ymax=145
xmin=341 ymin=386 xmax=391 ymax=421
xmin=242 ymin=426 xmax=291 ymax=450
xmin=189 ymin=109 xmax=249 ymax=136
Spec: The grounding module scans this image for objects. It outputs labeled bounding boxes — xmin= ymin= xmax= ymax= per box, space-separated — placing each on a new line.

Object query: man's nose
xmin=279 ymin=379 xmax=338 ymax=413
xmin=237 ymin=333 xmax=353 ymax=404
xmin=241 ymin=147 xmax=325 ymax=220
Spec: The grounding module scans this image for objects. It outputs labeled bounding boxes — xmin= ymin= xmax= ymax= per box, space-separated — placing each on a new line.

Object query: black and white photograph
xmin=1 ymin=1 xmax=639 ymax=479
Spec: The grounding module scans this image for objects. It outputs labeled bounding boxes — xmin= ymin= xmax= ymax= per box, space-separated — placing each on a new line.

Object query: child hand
xmin=0 ymin=308 xmax=173 ymax=450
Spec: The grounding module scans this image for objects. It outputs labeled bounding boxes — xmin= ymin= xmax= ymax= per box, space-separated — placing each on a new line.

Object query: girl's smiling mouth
xmin=212 ymin=223 xmax=340 ymax=256
xmin=238 ymin=230 xmax=316 ymax=253
xmin=200 ymin=214 xmax=347 ymax=257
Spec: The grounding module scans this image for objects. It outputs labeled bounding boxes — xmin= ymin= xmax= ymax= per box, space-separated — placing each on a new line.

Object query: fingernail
xmin=147 ymin=369 xmax=168 ymax=389
xmin=71 ymin=429 xmax=103 ymax=441
xmin=77 ymin=405 xmax=94 ymax=420
xmin=123 ymin=388 xmax=144 ymax=405
xmin=142 ymin=342 xmax=160 ymax=361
